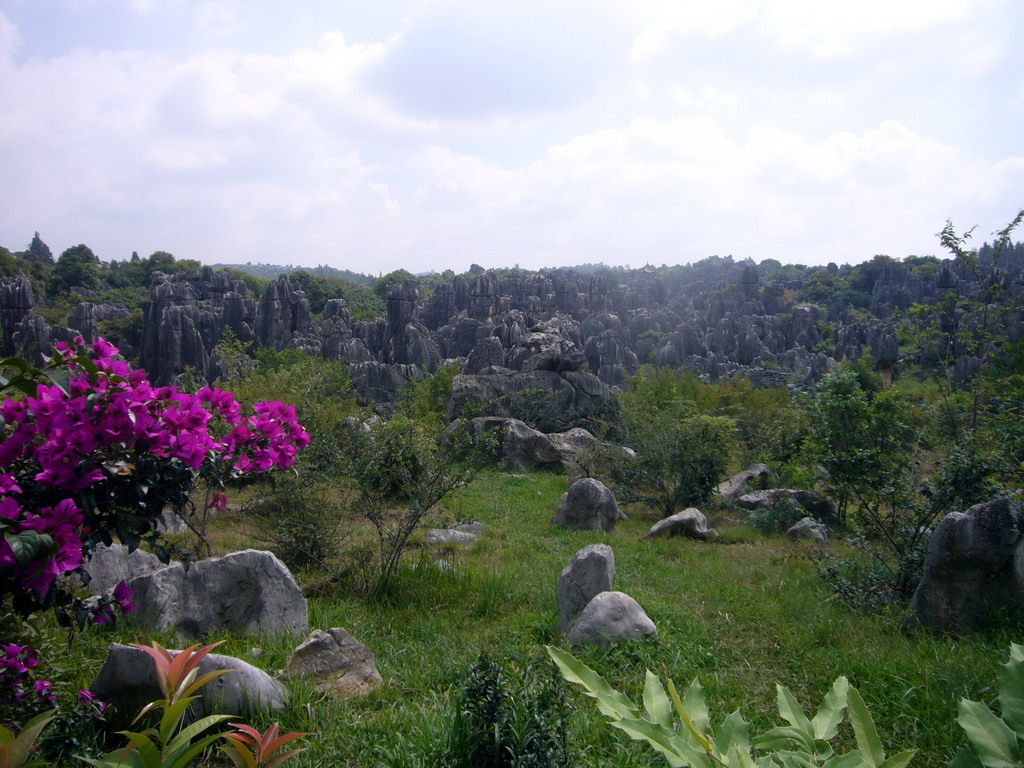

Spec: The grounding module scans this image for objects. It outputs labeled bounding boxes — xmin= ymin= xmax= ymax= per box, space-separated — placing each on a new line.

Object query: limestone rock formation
xmin=565 ymin=591 xmax=656 ymax=649
xmin=785 ymin=517 xmax=828 ymax=549
xmin=646 ymin=508 xmax=719 ymax=541
xmin=557 ymin=544 xmax=615 ymax=634
xmin=285 ymin=628 xmax=383 ymax=697
xmin=552 ymin=478 xmax=626 ymax=532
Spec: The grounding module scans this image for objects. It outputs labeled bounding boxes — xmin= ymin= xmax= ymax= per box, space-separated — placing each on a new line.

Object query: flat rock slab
xmin=647 ymin=508 xmax=718 ymax=541
xmin=423 ymin=529 xmax=477 ymax=546
xmin=127 ymin=549 xmax=308 ymax=641
xmin=566 ymin=591 xmax=656 ymax=649
xmin=286 ymin=628 xmax=383 ymax=698
xmin=90 ymin=643 xmax=287 ymax=727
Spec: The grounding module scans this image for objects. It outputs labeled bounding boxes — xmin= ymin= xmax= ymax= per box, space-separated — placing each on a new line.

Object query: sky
xmin=0 ymin=0 xmax=1021 ymax=275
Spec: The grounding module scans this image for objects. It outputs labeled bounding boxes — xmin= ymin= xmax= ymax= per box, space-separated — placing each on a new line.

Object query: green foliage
xmin=48 ymin=244 xmax=99 ymax=296
xmin=245 ymin=474 xmax=351 ymax=571
xmin=950 ymin=643 xmax=1024 ymax=768
xmin=375 ymin=269 xmax=415 ymax=297
xmin=220 ymin=722 xmax=308 ymax=768
xmin=397 ymin=362 xmax=461 ymax=427
xmin=547 ymin=646 xmax=915 ymax=768
xmin=444 ymin=656 xmax=571 ymax=768
xmin=0 ymin=710 xmax=55 ymax=768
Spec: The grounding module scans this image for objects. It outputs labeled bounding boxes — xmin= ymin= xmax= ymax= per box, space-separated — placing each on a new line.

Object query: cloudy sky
xmin=0 ymin=0 xmax=1021 ymax=274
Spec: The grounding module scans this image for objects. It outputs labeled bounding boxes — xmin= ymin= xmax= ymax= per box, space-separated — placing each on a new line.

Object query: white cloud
xmin=0 ymin=11 xmax=20 ymax=61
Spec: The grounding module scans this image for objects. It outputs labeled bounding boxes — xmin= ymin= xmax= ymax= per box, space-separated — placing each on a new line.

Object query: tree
xmin=24 ymin=232 xmax=53 ymax=266
xmin=48 ymin=244 xmax=99 ymax=296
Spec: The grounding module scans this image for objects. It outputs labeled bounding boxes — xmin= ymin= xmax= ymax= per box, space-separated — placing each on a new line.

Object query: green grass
xmin=37 ymin=469 xmax=1019 ymax=767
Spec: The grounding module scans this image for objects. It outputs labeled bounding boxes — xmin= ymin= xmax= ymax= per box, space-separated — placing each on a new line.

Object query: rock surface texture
xmin=90 ymin=643 xmax=287 ymax=727
xmin=910 ymin=498 xmax=1024 ymax=632
xmin=717 ymin=463 xmax=772 ymax=500
xmin=785 ymin=517 xmax=828 ymax=549
xmin=84 ymin=543 xmax=163 ymax=596
xmin=285 ymin=628 xmax=383 ymax=697
xmin=552 ymin=478 xmax=626 ymax=532
xmin=646 ymin=508 xmax=719 ymax=540
xmin=557 ymin=544 xmax=616 ymax=634
xmin=127 ymin=549 xmax=308 ymax=640
xmin=565 ymin=591 xmax=656 ymax=649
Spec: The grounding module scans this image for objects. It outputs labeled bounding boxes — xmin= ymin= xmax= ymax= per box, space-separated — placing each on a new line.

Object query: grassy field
xmin=55 ymin=469 xmax=1018 ymax=767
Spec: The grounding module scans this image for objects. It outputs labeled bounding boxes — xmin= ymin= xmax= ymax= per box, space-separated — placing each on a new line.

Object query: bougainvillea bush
xmin=0 ymin=336 xmax=309 ymax=626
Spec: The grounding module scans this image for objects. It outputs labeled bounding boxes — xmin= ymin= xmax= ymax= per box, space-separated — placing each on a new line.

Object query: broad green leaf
xmin=667 ymin=676 xmax=715 ymax=752
xmin=41 ymin=366 xmax=71 ymax=396
xmin=644 ymin=670 xmax=674 ymax=730
xmin=166 ymin=713 xmax=233 ymax=752
xmin=716 ymin=709 xmax=751 ymax=760
xmin=812 ymin=677 xmax=850 ymax=741
xmin=120 ymin=731 xmax=161 ymax=768
xmin=770 ymin=749 xmax=820 ymax=768
xmin=683 ymin=678 xmax=711 ymax=735
xmin=4 ymin=530 xmax=54 ymax=566
xmin=957 ymin=699 xmax=1020 ymax=767
xmin=847 ymin=687 xmax=885 ymax=768
xmin=613 ymin=717 xmax=710 ymax=768
xmin=823 ymin=750 xmax=868 ymax=768
xmin=546 ymin=646 xmax=640 ymax=721
xmin=879 ymin=749 xmax=917 ymax=768
xmin=948 ymin=746 xmax=985 ymax=768
xmin=777 ymin=685 xmax=813 ymax=733
xmin=164 ymin=733 xmax=226 ymax=768
xmin=753 ymin=726 xmax=816 ymax=754
xmin=0 ymin=710 xmax=55 ymax=768
xmin=1001 ymin=650 xmax=1024 ymax=736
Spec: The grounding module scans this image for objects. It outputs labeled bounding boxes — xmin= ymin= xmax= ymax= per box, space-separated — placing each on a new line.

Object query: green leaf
xmin=777 ymin=685 xmax=813 ymax=733
xmin=612 ymin=717 xmax=707 ymax=768
xmin=753 ymin=726 xmax=816 ymax=754
xmin=120 ymin=731 xmax=161 ymax=768
xmin=643 ymin=670 xmax=674 ymax=730
xmin=166 ymin=713 xmax=233 ymax=751
xmin=812 ymin=677 xmax=850 ymax=741
xmin=683 ymin=678 xmax=711 ymax=735
xmin=163 ymin=733 xmax=227 ymax=768
xmin=847 ymin=687 xmax=885 ymax=768
xmin=716 ymin=709 xmax=751 ymax=760
xmin=957 ymin=699 xmax=1020 ymax=767
xmin=41 ymin=366 xmax=71 ymax=396
xmin=879 ymin=749 xmax=917 ymax=768
xmin=1001 ymin=649 xmax=1024 ymax=737
xmin=822 ymin=750 xmax=868 ymax=768
xmin=3 ymin=530 xmax=55 ymax=566
xmin=546 ymin=646 xmax=640 ymax=721
xmin=948 ymin=746 xmax=985 ymax=768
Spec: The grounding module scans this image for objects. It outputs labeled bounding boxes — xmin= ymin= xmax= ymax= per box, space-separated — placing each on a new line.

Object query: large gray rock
xmin=717 ymin=463 xmax=772 ymax=501
xmin=736 ymin=489 xmax=839 ymax=525
xmin=84 ymin=543 xmax=163 ymax=597
xmin=565 ymin=591 xmax=656 ymax=649
xmin=552 ymin=478 xmax=626 ymax=532
xmin=646 ymin=508 xmax=719 ymax=541
xmin=910 ymin=498 xmax=1024 ymax=632
xmin=127 ymin=549 xmax=308 ymax=640
xmin=90 ymin=643 xmax=287 ymax=727
xmin=785 ymin=517 xmax=828 ymax=549
xmin=285 ymin=628 xmax=382 ymax=698
xmin=558 ymin=545 xmax=615 ymax=634
xmin=423 ymin=528 xmax=477 ymax=547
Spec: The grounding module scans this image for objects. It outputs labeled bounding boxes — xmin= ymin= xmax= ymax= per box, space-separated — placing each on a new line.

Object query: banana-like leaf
xmin=1001 ymin=647 xmax=1024 ymax=738
xmin=546 ymin=646 xmax=640 ymax=721
xmin=847 ymin=687 xmax=885 ymax=768
xmin=957 ymin=699 xmax=1020 ymax=767
xmin=777 ymin=686 xmax=813 ymax=733
xmin=166 ymin=713 xmax=234 ymax=754
xmin=812 ymin=677 xmax=850 ymax=742
xmin=644 ymin=670 xmax=674 ymax=730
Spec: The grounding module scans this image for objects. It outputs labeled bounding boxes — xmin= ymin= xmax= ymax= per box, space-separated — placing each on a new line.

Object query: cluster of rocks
xmin=8 ymin=253 xmax=1007 ymax=419
xmin=557 ymin=544 xmax=655 ymax=649
xmin=84 ymin=546 xmax=382 ymax=725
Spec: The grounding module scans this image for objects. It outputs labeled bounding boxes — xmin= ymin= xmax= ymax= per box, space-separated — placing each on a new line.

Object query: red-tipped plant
xmin=221 ymin=723 xmax=308 ymax=768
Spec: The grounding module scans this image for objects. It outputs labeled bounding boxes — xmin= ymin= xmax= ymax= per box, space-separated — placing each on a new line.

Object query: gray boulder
xmin=736 ymin=489 xmax=839 ymax=525
xmin=84 ymin=544 xmax=163 ymax=597
xmin=285 ymin=628 xmax=382 ymax=698
xmin=717 ymin=463 xmax=772 ymax=500
xmin=565 ymin=592 xmax=656 ymax=649
xmin=552 ymin=478 xmax=626 ymax=532
xmin=646 ymin=508 xmax=719 ymax=541
xmin=558 ymin=545 xmax=615 ymax=634
xmin=785 ymin=517 xmax=828 ymax=549
xmin=128 ymin=549 xmax=308 ymax=641
xmin=423 ymin=529 xmax=477 ymax=547
xmin=910 ymin=498 xmax=1024 ymax=632
xmin=90 ymin=643 xmax=286 ymax=727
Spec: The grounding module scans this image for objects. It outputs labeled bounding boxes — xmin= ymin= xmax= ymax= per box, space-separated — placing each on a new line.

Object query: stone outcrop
xmin=646 ymin=508 xmax=719 ymax=541
xmin=557 ymin=544 xmax=615 ymax=634
xmin=127 ymin=549 xmax=308 ymax=640
xmin=717 ymin=463 xmax=772 ymax=501
xmin=785 ymin=517 xmax=828 ymax=548
xmin=285 ymin=628 xmax=382 ymax=697
xmin=910 ymin=498 xmax=1024 ymax=632
xmin=565 ymin=591 xmax=656 ymax=649
xmin=84 ymin=543 xmax=163 ymax=596
xmin=90 ymin=643 xmax=286 ymax=726
xmin=552 ymin=478 xmax=626 ymax=532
